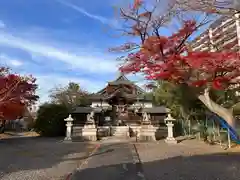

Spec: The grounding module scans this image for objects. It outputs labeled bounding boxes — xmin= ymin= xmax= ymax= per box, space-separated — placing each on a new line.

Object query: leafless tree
xmin=175 ymin=0 xmax=240 ymax=16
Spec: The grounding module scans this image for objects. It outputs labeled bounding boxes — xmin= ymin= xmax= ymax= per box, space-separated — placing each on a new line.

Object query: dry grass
xmin=0 ymin=131 xmax=40 ymax=139
xmin=0 ymin=133 xmax=12 ymax=139
xmin=22 ymin=131 xmax=40 ymax=137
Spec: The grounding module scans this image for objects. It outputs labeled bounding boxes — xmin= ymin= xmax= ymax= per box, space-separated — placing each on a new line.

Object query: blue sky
xmin=0 ymin=0 xmax=149 ymax=105
xmin=0 ymin=0 xmax=212 ymax=105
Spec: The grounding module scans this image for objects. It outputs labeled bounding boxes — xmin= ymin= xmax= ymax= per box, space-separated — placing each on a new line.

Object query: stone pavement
xmin=70 ymin=137 xmax=143 ymax=180
xmin=134 ymin=139 xmax=240 ymax=180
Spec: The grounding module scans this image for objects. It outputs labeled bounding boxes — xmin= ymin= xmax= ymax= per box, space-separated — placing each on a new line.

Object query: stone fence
xmin=72 ymin=125 xmax=167 ymax=141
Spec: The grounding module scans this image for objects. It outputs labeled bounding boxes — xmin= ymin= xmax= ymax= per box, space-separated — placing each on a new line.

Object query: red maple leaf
xmin=119 ymin=20 xmax=240 ymax=91
xmin=0 ymin=68 xmax=38 ymax=120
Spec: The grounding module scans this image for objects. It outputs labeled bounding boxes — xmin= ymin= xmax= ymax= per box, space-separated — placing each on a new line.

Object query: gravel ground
xmin=0 ymin=137 xmax=96 ymax=180
xmin=135 ymin=139 xmax=240 ymax=180
xmin=2 ymin=136 xmax=240 ymax=180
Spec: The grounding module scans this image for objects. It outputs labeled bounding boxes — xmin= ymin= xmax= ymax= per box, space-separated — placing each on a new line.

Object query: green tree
xmin=34 ymin=103 xmax=69 ymax=137
xmin=154 ymin=81 xmax=205 ymax=119
xmin=49 ymin=82 xmax=90 ymax=110
xmin=209 ymin=87 xmax=240 ymax=113
xmin=153 ymin=81 xmax=207 ymax=136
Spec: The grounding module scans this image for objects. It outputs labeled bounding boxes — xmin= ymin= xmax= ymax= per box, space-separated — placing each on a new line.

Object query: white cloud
xmin=36 ymin=74 xmax=106 ymax=104
xmin=56 ymin=0 xmax=118 ymax=27
xmin=57 ymin=0 xmax=107 ymax=24
xmin=0 ymin=30 xmax=119 ymax=105
xmin=0 ymin=54 xmax=23 ymax=67
xmin=0 ymin=18 xmax=122 ymax=105
xmin=0 ymin=32 xmax=119 ymax=74
xmin=0 ymin=20 xmax=5 ymax=29
xmin=9 ymin=59 xmax=23 ymax=67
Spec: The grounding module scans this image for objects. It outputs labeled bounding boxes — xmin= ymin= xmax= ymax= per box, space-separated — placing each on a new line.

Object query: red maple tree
xmin=0 ymin=67 xmax=38 ymax=122
xmin=112 ymin=0 xmax=240 ymax=129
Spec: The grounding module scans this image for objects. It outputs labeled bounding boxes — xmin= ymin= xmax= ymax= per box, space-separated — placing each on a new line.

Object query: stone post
xmin=164 ymin=113 xmax=177 ymax=144
xmin=64 ymin=115 xmax=74 ymax=141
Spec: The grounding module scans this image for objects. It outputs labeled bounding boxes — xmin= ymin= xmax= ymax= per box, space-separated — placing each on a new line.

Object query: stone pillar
xmin=164 ymin=114 xmax=177 ymax=144
xmin=64 ymin=115 xmax=74 ymax=141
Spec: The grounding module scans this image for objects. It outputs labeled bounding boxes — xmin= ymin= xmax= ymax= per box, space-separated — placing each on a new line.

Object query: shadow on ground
xmin=0 ymin=136 xmax=103 ymax=179
xmin=71 ymin=152 xmax=240 ymax=180
xmin=64 ymin=148 xmax=114 ymax=161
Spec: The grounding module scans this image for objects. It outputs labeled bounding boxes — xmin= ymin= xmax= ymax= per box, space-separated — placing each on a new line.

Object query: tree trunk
xmin=0 ymin=120 xmax=6 ymax=133
xmin=180 ymin=106 xmax=189 ymax=120
xmin=198 ymin=88 xmax=236 ymax=129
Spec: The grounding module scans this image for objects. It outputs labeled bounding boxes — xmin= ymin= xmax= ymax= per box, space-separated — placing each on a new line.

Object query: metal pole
xmin=136 ymin=131 xmax=138 ymax=142
xmin=188 ymin=120 xmax=191 ymax=136
xmin=228 ymin=128 xmax=231 ymax=149
xmin=213 ymin=120 xmax=216 ymax=141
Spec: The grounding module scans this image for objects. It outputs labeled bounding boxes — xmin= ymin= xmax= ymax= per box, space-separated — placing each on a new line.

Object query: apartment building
xmin=190 ymin=14 xmax=240 ymax=97
xmin=191 ymin=13 xmax=240 ymax=52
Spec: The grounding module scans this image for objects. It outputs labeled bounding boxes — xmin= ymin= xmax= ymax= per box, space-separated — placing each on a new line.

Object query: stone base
xmin=72 ymin=126 xmax=82 ymax=137
xmin=82 ymin=128 xmax=97 ymax=141
xmin=84 ymin=124 xmax=96 ymax=129
xmin=138 ymin=135 xmax=156 ymax=142
xmin=139 ymin=126 xmax=156 ymax=141
xmin=165 ymin=137 xmax=178 ymax=144
xmin=111 ymin=126 xmax=129 ymax=137
xmin=64 ymin=136 xmax=72 ymax=141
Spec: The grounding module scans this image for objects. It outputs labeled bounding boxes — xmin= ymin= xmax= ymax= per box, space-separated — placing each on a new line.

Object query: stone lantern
xmin=164 ymin=113 xmax=177 ymax=144
xmin=64 ymin=114 xmax=74 ymax=141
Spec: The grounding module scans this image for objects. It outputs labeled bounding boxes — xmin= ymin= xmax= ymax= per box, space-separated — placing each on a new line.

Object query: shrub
xmin=174 ymin=120 xmax=184 ymax=136
xmin=34 ymin=103 xmax=69 ymax=137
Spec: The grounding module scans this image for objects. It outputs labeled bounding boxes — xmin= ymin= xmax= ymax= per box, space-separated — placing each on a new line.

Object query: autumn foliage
xmin=0 ymin=68 xmax=38 ymax=121
xmin=120 ymin=21 xmax=240 ymax=90
xmin=115 ymin=1 xmax=240 ymax=91
xmin=112 ymin=0 xmax=240 ymax=128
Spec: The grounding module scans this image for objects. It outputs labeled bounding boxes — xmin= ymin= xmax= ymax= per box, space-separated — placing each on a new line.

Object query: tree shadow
xmin=69 ymin=152 xmax=240 ymax=180
xmin=1 ymin=137 xmax=240 ymax=180
xmin=63 ymin=148 xmax=114 ymax=161
xmin=177 ymin=135 xmax=196 ymax=143
xmin=0 ymin=136 xmax=99 ymax=179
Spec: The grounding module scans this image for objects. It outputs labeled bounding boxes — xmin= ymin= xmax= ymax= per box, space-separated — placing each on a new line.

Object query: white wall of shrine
xmin=91 ymin=101 xmax=110 ymax=108
xmin=132 ymin=102 xmax=153 ymax=108
xmin=91 ymin=101 xmax=153 ymax=108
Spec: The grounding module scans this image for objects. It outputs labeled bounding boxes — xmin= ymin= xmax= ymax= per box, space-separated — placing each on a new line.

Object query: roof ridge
xmin=96 ymin=73 xmax=146 ymax=94
xmin=114 ymin=73 xmax=129 ymax=82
